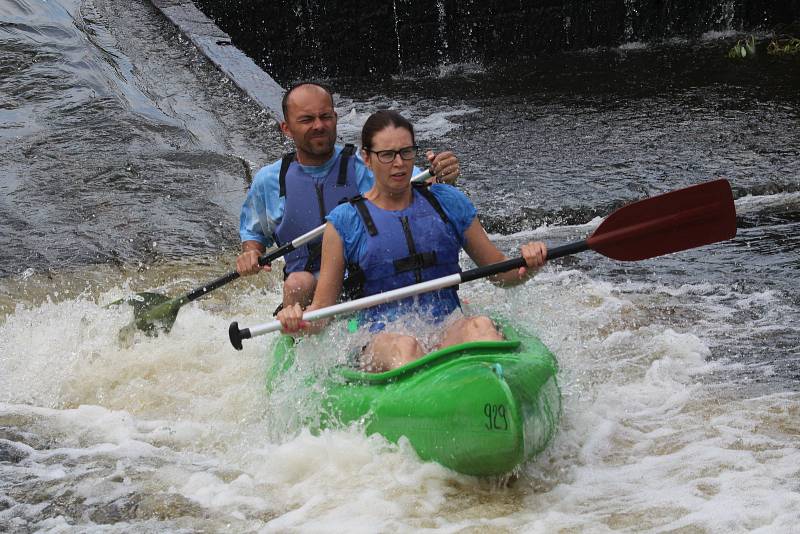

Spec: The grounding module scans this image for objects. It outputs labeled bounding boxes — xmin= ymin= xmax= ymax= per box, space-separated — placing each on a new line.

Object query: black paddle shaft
xmin=459 ymin=240 xmax=589 ymax=284
xmin=185 ymin=242 xmax=297 ymax=302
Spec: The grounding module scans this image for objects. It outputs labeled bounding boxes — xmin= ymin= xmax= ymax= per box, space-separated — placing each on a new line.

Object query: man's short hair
xmin=281 ymin=82 xmax=335 ymax=119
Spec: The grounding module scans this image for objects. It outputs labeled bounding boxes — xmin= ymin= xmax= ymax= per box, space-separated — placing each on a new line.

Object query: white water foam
xmin=436 ymin=61 xmax=486 ymax=78
xmin=734 ymin=191 xmax=800 ymax=215
xmin=486 ymin=216 xmax=604 ymax=243
xmin=2 ymin=264 xmax=799 ymax=531
xmin=334 ymin=95 xmax=480 ymax=147
xmin=700 ymin=29 xmax=741 ymax=41
xmin=618 ymin=41 xmax=648 ymax=51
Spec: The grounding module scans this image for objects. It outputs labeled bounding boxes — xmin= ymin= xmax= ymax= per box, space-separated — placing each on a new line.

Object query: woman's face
xmin=363 ymin=125 xmax=415 ymax=195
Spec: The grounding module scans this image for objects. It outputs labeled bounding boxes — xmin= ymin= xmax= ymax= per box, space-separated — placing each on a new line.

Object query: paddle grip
xmin=229 ymin=321 xmax=251 ymax=350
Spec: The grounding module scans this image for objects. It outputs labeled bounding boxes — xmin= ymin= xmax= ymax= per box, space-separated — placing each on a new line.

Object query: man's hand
xmin=236 ymin=248 xmax=271 ymax=276
xmin=425 ymin=150 xmax=460 ymax=185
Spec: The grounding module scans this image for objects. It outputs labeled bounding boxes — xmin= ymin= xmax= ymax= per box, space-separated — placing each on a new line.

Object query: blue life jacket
xmin=273 ymin=145 xmax=359 ymax=275
xmin=348 ymin=184 xmax=463 ymax=325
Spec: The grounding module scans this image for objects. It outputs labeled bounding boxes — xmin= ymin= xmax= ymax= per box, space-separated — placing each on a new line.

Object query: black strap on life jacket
xmin=277 ymin=152 xmax=296 ymax=198
xmin=349 ymin=195 xmax=378 ymax=236
xmin=412 ymin=182 xmax=454 ymax=230
xmin=337 ymin=144 xmax=355 ymax=185
xmin=303 ymin=240 xmax=323 ymax=272
xmin=341 ymin=195 xmax=373 ymax=300
xmin=314 ymin=183 xmax=327 ymax=222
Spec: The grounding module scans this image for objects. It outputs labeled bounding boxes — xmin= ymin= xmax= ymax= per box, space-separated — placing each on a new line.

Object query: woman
xmin=277 ymin=110 xmax=547 ymax=372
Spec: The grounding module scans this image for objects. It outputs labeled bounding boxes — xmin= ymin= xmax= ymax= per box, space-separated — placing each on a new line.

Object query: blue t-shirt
xmin=239 ymin=145 xmax=422 ymax=248
xmin=326 ymin=184 xmax=478 ymax=265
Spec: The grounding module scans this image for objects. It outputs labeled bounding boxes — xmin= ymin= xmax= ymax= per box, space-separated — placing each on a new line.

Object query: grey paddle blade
xmin=109 ymin=292 xmax=186 ymax=337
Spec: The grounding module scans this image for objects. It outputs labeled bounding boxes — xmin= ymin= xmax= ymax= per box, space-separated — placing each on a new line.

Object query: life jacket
xmin=273 ymin=144 xmax=359 ymax=275
xmin=347 ymin=183 xmax=462 ymax=324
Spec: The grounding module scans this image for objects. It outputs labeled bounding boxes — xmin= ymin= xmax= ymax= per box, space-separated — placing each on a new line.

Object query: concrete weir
xmin=148 ymin=0 xmax=285 ymax=120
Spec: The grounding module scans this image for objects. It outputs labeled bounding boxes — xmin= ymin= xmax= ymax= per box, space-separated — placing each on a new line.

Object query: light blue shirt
xmin=239 ymin=144 xmax=422 ymax=247
xmin=326 ymin=184 xmax=478 ymax=263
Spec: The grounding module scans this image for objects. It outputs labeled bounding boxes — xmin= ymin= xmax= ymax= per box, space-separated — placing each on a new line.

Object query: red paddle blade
xmin=587 ymin=179 xmax=737 ymax=261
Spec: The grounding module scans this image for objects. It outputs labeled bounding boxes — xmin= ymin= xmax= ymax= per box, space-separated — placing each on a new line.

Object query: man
xmin=236 ymin=82 xmax=461 ymax=309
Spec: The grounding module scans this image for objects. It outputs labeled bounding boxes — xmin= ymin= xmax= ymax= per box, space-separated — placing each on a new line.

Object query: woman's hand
xmin=276 ymin=303 xmax=310 ymax=334
xmin=517 ymin=241 xmax=548 ymax=279
xmin=425 ymin=150 xmax=460 ymax=184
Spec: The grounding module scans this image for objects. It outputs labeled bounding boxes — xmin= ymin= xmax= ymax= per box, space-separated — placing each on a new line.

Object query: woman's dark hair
xmin=361 ymin=110 xmax=415 ymax=150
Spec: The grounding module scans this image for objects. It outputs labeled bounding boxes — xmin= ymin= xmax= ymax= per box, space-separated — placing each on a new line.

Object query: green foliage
xmin=767 ymin=37 xmax=800 ymax=56
xmin=727 ymin=35 xmax=800 ymax=59
xmin=727 ymin=35 xmax=756 ymax=59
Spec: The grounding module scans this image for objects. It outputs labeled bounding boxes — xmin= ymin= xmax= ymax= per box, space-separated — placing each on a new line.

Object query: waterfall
xmin=299 ymin=0 xmax=325 ymax=78
xmin=393 ymin=0 xmax=404 ymax=73
xmin=623 ymin=0 xmax=640 ymax=42
xmin=715 ymin=0 xmax=738 ymax=31
xmin=193 ymin=0 xmax=798 ymax=80
xmin=436 ymin=0 xmax=449 ymax=65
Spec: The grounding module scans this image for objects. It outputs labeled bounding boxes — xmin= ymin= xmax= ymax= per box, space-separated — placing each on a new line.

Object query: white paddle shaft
xmin=246 ymin=273 xmax=462 ymax=338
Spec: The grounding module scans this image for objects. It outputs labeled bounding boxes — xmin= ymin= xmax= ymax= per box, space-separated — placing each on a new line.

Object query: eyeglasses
xmin=364 ymin=145 xmax=418 ymax=164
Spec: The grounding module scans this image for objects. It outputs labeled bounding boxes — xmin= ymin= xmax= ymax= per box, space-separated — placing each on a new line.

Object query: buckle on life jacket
xmin=393 ymin=251 xmax=438 ymax=274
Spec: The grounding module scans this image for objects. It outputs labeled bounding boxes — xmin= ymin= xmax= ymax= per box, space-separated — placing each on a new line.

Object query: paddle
xmin=112 ymin=169 xmax=434 ymax=335
xmin=229 ymin=178 xmax=737 ymax=349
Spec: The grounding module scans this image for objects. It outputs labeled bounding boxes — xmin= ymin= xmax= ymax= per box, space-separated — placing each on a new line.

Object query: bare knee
xmin=390 ymin=335 xmax=425 ymax=362
xmin=461 ymin=316 xmax=502 ymax=340
xmin=439 ymin=315 xmax=502 ymax=348
xmin=362 ymin=332 xmax=424 ymax=372
xmin=283 ymin=272 xmax=316 ymax=307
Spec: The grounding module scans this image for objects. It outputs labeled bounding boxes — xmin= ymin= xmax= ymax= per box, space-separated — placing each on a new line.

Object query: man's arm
xmin=236 ymin=162 xmax=283 ymax=275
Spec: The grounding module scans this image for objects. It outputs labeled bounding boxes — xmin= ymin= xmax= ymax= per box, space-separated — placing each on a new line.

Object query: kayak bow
xmin=267 ymin=319 xmax=560 ymax=476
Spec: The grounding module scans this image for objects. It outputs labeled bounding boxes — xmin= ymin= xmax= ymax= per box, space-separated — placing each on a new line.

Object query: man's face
xmin=280 ymin=86 xmax=338 ymax=164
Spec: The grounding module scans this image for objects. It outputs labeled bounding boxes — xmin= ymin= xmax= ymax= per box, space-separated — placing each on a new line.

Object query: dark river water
xmin=1 ymin=0 xmax=799 ymax=532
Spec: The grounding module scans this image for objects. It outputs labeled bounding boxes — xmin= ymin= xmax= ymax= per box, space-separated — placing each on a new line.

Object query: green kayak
xmin=266 ymin=321 xmax=561 ymax=476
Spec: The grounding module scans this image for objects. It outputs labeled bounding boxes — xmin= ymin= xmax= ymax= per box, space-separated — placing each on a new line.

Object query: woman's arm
xmin=461 ymin=218 xmax=547 ymax=286
xmin=276 ymin=223 xmax=345 ymax=333
xmin=310 ymin=223 xmax=345 ymax=309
